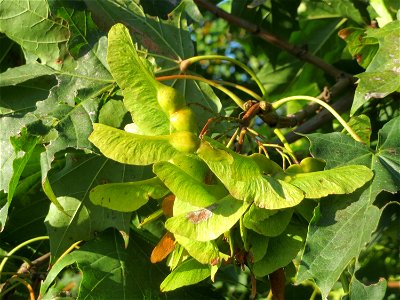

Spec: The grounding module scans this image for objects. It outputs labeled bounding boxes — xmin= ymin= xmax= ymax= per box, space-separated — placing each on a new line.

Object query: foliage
xmin=0 ymin=0 xmax=399 ymax=299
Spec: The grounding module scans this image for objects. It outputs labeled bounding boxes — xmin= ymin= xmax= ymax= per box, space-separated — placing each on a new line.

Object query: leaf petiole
xmin=272 ymin=96 xmax=363 ymax=142
xmin=53 ymin=240 xmax=83 ymax=266
xmin=181 ymin=55 xmax=266 ymax=96
xmin=215 ymin=80 xmax=264 ymax=102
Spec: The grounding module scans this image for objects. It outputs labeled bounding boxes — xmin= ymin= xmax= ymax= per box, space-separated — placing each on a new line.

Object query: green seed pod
xmin=170 ymin=107 xmax=197 ymax=133
xmin=170 ymin=131 xmax=200 ymax=153
xmin=157 ymin=84 xmax=186 ymax=115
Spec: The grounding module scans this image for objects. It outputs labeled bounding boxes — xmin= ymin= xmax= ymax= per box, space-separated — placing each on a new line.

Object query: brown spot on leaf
xmin=186 ymin=204 xmax=216 ymax=224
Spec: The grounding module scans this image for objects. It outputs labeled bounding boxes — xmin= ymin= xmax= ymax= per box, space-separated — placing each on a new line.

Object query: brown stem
xmin=269 ymin=268 xmax=285 ymax=300
xmin=199 ymin=117 xmax=217 ymax=138
xmin=387 ymin=280 xmax=400 ymax=289
xmin=236 ymin=127 xmax=247 ymax=153
xmin=17 ymin=252 xmax=50 ymax=275
xmin=194 ymin=0 xmax=350 ymax=80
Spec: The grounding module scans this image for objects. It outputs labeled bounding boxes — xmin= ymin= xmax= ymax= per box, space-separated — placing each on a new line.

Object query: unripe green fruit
xmin=157 ymin=84 xmax=186 ymax=115
xmin=170 ymin=131 xmax=200 ymax=153
xmin=170 ymin=107 xmax=197 ymax=133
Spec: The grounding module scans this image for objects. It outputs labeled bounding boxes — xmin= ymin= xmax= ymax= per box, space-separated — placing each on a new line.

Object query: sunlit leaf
xmin=90 ymin=177 xmax=169 ymax=212
xmin=197 ymin=137 xmax=304 ymax=209
xmin=287 ymin=165 xmax=373 ymax=199
xmin=338 ymin=27 xmax=378 ymax=68
xmin=84 ymin=0 xmax=193 ymax=63
xmin=174 ymin=234 xmax=221 ymax=265
xmin=107 ymin=23 xmax=170 ymax=135
xmin=89 ymin=123 xmax=177 ymax=165
xmin=160 ymin=259 xmax=210 ymax=292
xmin=352 ymin=21 xmax=400 ymax=115
xmin=299 ymin=0 xmax=364 ymax=24
xmin=345 ymin=115 xmax=372 ymax=146
xmin=285 ymin=157 xmax=325 ymax=174
xmin=166 ymin=195 xmax=250 ymax=241
xmin=153 ymin=161 xmax=224 ymax=207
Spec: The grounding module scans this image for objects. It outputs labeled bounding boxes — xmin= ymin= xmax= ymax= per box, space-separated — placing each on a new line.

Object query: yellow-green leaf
xmin=89 ymin=177 xmax=169 ymax=212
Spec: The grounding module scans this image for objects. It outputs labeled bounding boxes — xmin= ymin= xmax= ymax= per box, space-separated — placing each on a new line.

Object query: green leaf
xmin=349 ymin=278 xmax=387 ymax=300
xmin=243 ymin=205 xmax=293 ymax=237
xmin=0 ymin=63 xmax=56 ymax=87
xmin=45 ymin=196 xmax=131 ymax=260
xmin=84 ymin=1 xmax=223 ymax=128
xmin=338 ymin=27 xmax=379 ymax=69
xmin=7 ymin=128 xmax=39 ymax=202
xmin=197 ymin=137 xmax=304 ymax=209
xmin=166 ymin=195 xmax=250 ymax=241
xmin=0 ymin=116 xmax=38 ymax=230
xmin=352 ymin=21 xmax=400 ymax=115
xmin=153 ymin=161 xmax=224 ymax=207
xmin=171 ymin=154 xmax=210 ymax=182
xmin=345 ymin=115 xmax=372 ymax=146
xmin=35 ymin=34 xmax=113 ymax=186
xmin=246 ymin=230 xmax=269 ymax=263
xmin=89 ymin=177 xmax=169 ymax=212
xmin=160 ymin=259 xmax=210 ymax=292
xmin=89 ymin=123 xmax=179 ymax=165
xmin=299 ymin=0 xmax=365 ymax=24
xmin=0 ymin=75 xmax=56 ymax=115
xmin=1 ymin=192 xmax=48 ymax=245
xmin=41 ymin=229 xmax=168 ymax=299
xmin=39 ymin=97 xmax=101 ymax=192
xmin=54 ymin=6 xmax=102 ymax=58
xmin=84 ymin=0 xmax=194 ymax=63
xmin=253 ymin=224 xmax=306 ymax=277
xmin=45 ymin=152 xmax=153 ymax=259
xmin=107 ymin=23 xmax=170 ymax=135
xmin=0 ymin=0 xmax=69 ymax=68
xmin=297 ymin=116 xmax=400 ymax=298
xmin=98 ymin=99 xmax=128 ymax=128
xmin=287 ymin=165 xmax=373 ymax=199
xmin=285 ymin=157 xmax=326 ymax=174
xmin=174 ymin=234 xmax=221 ymax=265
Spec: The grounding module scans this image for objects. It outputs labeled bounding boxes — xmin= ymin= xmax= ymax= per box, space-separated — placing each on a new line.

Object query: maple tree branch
xmin=194 ymin=0 xmax=351 ymax=80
